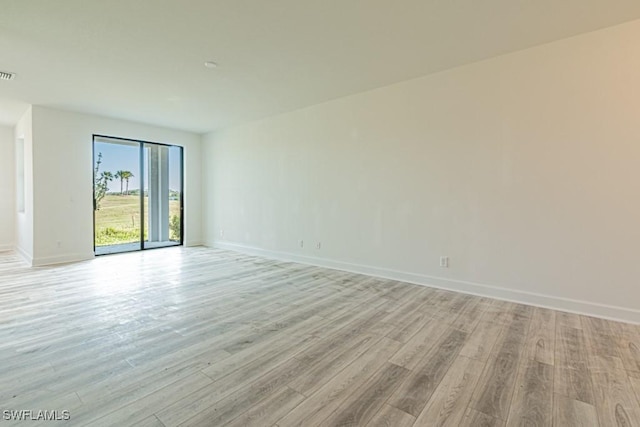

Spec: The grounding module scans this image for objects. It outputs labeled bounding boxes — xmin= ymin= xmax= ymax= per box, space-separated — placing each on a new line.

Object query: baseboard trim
xmin=0 ymin=243 xmax=13 ymax=252
xmin=32 ymin=252 xmax=95 ymax=267
xmin=212 ymin=241 xmax=640 ymax=325
xmin=14 ymin=245 xmax=33 ymax=266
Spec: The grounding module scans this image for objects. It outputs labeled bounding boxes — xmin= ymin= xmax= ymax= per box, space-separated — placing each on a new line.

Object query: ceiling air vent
xmin=0 ymin=71 xmax=16 ymax=81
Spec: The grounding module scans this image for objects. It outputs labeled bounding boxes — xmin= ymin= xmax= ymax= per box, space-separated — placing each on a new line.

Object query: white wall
xmin=0 ymin=125 xmax=15 ymax=250
xmin=30 ymin=106 xmax=202 ymax=266
xmin=14 ymin=107 xmax=33 ymax=261
xmin=203 ymin=19 xmax=640 ymax=323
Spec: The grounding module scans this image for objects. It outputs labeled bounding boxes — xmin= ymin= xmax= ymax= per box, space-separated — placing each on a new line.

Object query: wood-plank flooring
xmin=1 ymin=247 xmax=639 ymax=426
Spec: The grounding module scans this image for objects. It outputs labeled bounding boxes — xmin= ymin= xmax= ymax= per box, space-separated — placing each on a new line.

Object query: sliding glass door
xmin=93 ymin=138 xmax=142 ymax=255
xmin=142 ymin=143 xmax=183 ymax=249
xmin=93 ymin=136 xmax=183 ymax=255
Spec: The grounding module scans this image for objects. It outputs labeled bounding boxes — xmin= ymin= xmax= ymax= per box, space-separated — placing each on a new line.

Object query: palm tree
xmin=122 ymin=171 xmax=134 ymax=195
xmin=114 ymin=171 xmax=125 ymax=195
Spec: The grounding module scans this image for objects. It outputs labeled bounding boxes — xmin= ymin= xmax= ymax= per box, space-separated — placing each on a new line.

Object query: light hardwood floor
xmin=1 ymin=247 xmax=639 ymax=426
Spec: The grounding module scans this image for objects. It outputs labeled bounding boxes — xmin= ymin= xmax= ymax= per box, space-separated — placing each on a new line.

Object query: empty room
xmin=2 ymin=1 xmax=640 ymax=426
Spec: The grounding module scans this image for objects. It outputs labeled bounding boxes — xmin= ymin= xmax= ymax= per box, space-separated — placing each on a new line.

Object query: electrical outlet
xmin=219 ymin=229 xmax=224 ymax=238
xmin=439 ymin=256 xmax=449 ymax=268
xmin=299 ymin=240 xmax=304 ymax=248
xmin=316 ymin=242 xmax=321 ymax=249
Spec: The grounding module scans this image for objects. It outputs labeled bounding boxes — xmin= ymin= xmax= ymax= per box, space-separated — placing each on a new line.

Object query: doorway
xmin=93 ymin=135 xmax=183 ymax=255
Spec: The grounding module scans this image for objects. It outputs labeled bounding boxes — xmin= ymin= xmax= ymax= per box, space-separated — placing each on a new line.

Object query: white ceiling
xmin=1 ymin=1 xmax=640 ymax=133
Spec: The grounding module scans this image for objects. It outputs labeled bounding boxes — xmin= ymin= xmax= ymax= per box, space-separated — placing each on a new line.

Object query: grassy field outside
xmin=95 ymin=194 xmax=181 ymax=246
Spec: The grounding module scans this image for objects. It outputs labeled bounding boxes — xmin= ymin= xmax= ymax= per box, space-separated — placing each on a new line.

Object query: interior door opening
xmin=93 ymin=135 xmax=183 ymax=255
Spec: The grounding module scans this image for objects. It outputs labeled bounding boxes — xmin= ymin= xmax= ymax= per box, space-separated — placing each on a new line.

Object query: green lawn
xmin=94 ymin=194 xmax=181 ymax=246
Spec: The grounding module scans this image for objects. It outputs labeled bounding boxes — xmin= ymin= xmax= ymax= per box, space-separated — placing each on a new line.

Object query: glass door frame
xmin=92 ymin=134 xmax=184 ymax=255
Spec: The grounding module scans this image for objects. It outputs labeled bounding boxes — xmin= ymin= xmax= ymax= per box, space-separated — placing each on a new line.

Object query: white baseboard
xmin=15 ymin=245 xmax=33 ymax=265
xmin=32 ymin=252 xmax=95 ymax=267
xmin=212 ymin=241 xmax=640 ymax=325
xmin=0 ymin=243 xmax=13 ymax=252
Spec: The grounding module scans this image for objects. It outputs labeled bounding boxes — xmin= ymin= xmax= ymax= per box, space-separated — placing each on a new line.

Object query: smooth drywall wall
xmin=31 ymin=106 xmax=202 ymax=266
xmin=204 ymin=19 xmax=640 ymax=323
xmin=0 ymin=125 xmax=15 ymax=250
xmin=14 ymin=107 xmax=33 ymax=262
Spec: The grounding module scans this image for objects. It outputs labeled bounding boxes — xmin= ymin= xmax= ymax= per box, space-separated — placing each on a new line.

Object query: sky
xmin=94 ymin=141 xmax=182 ymax=193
